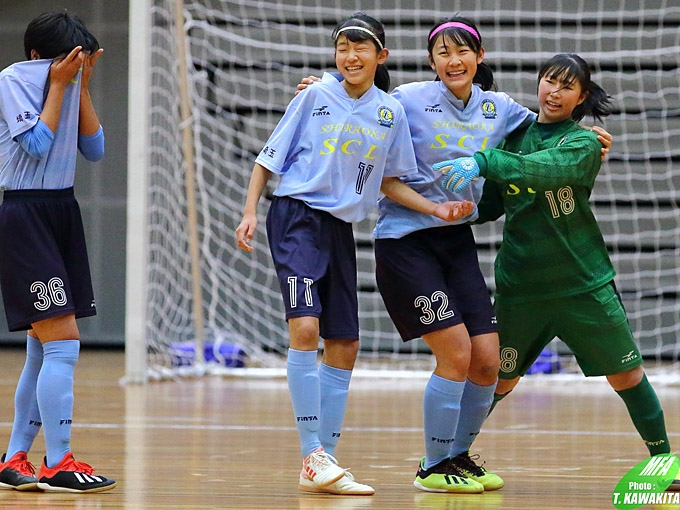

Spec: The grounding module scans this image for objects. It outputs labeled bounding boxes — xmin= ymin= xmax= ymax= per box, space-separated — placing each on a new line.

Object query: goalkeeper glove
xmin=434 ymin=157 xmax=480 ymax=192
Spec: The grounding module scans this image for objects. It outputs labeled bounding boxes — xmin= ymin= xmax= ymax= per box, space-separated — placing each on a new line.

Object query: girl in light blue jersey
xmin=0 ymin=11 xmax=115 ymax=493
xmin=236 ymin=12 xmax=472 ymax=496
xmin=380 ymin=18 xmax=610 ymax=494
xmin=298 ymin=15 xmax=611 ymax=494
xmin=378 ymin=17 xmax=517 ymax=494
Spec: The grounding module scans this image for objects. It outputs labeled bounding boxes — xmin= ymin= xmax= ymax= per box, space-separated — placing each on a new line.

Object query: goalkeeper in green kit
xmin=435 ymin=53 xmax=676 ymax=469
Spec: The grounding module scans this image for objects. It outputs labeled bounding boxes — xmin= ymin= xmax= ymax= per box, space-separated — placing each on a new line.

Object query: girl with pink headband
xmin=297 ymin=14 xmax=611 ymax=495
xmin=380 ymin=15 xmax=607 ymax=494
xmin=429 ymin=20 xmax=481 ymax=41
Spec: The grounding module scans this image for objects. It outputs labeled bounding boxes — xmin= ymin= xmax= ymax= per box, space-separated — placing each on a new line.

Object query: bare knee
xmin=607 ymin=365 xmax=644 ymax=392
xmin=468 ymin=332 xmax=501 ymax=385
xmin=31 ymin=314 xmax=79 ymax=342
xmin=322 ymin=338 xmax=359 ymax=370
xmin=423 ymin=325 xmax=472 ymax=381
xmin=288 ymin=317 xmax=320 ymax=351
xmin=496 ymin=377 xmax=520 ymax=396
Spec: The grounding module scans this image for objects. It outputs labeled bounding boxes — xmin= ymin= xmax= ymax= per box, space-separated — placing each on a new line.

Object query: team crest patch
xmin=481 ymin=99 xmax=497 ymax=119
xmin=377 ymin=106 xmax=394 ymax=127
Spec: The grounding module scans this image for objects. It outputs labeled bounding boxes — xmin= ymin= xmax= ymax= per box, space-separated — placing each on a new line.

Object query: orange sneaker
xmin=37 ymin=452 xmax=116 ymax=493
xmin=0 ymin=452 xmax=39 ymax=491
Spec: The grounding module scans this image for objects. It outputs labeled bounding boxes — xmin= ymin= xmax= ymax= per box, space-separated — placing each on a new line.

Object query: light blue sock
xmin=7 ymin=336 xmax=43 ymax=458
xmin=287 ymin=349 xmax=321 ymax=457
xmin=36 ymin=340 xmax=79 ymax=467
xmin=423 ymin=374 xmax=465 ymax=469
xmin=450 ymin=378 xmax=496 ymax=457
xmin=318 ymin=363 xmax=351 ymax=457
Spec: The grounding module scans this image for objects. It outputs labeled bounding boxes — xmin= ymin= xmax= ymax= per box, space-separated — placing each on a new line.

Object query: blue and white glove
xmin=434 ymin=157 xmax=480 ymax=192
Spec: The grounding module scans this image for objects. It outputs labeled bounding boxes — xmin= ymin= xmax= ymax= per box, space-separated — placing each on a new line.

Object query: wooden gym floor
xmin=0 ymin=348 xmax=678 ymax=509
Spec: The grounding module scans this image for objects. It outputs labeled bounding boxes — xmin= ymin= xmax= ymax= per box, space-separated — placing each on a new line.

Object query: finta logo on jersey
xmin=312 ymin=105 xmax=330 ymax=117
xmin=612 ymin=453 xmax=679 ymax=509
xmin=425 ymin=103 xmax=443 ymax=113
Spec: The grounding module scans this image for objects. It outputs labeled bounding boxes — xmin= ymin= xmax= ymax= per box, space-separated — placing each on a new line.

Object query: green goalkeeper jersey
xmin=475 ymin=119 xmax=615 ymax=303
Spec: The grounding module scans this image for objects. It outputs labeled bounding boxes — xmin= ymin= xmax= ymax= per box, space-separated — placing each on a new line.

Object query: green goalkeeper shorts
xmin=495 ymin=282 xmax=643 ymax=378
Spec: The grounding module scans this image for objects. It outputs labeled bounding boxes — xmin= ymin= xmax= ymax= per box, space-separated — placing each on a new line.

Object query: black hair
xmin=537 ymin=53 xmax=612 ymax=122
xmin=427 ymin=16 xmax=496 ymax=91
xmin=332 ymin=12 xmax=390 ymax=92
xmin=24 ymin=11 xmax=100 ymax=60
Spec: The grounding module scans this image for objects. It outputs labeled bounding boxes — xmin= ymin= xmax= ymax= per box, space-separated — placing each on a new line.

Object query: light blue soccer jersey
xmin=255 ymin=72 xmax=418 ymax=223
xmin=373 ymin=80 xmax=534 ymax=238
xmin=0 ymin=59 xmax=82 ymax=190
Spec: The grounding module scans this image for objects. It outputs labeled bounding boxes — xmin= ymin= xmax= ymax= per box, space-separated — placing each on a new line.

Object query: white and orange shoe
xmin=299 ymin=466 xmax=374 ymax=495
xmin=301 ymin=448 xmax=346 ymax=488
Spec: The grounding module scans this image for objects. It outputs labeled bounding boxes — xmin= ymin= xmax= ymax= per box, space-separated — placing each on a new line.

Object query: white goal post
xmin=125 ymin=0 xmax=680 ymax=383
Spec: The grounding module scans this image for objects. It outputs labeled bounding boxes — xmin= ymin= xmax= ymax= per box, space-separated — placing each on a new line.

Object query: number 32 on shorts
xmin=415 ymin=291 xmax=455 ymax=325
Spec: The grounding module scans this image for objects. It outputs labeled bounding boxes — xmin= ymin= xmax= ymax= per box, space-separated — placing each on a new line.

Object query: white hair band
xmin=334 ymin=26 xmax=383 ymax=50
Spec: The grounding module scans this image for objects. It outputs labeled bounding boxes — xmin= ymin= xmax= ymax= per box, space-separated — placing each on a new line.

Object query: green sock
xmin=616 ymin=373 xmax=671 ymax=456
xmin=487 ymin=391 xmax=510 ymax=416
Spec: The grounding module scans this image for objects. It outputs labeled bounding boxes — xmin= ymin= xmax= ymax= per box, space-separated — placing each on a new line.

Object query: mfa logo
xmin=612 ymin=453 xmax=680 ymax=509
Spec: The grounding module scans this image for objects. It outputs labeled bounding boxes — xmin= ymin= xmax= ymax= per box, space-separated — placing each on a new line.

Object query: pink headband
xmin=429 ymin=21 xmax=480 ymax=41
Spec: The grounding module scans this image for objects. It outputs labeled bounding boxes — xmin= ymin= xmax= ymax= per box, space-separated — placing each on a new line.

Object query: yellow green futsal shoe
xmin=414 ymin=457 xmax=484 ymax=493
xmin=450 ymin=451 xmax=504 ymax=491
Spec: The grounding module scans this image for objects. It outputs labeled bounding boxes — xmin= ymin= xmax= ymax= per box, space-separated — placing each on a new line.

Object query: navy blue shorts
xmin=266 ymin=196 xmax=359 ymax=340
xmin=0 ymin=188 xmax=96 ymax=331
xmin=375 ymin=224 xmax=496 ymax=341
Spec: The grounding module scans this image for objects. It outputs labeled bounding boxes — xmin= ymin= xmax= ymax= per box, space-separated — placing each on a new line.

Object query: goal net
xmin=125 ymin=0 xmax=680 ymax=381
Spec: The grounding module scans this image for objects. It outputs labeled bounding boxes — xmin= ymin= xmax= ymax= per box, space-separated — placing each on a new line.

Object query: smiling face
xmin=537 ymin=71 xmax=587 ymax=123
xmin=334 ymin=34 xmax=388 ymax=99
xmin=428 ymin=34 xmax=484 ymax=104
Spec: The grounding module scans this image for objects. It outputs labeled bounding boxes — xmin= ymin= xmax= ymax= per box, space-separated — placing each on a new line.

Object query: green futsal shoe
xmin=414 ymin=457 xmax=484 ymax=493
xmin=449 ymin=451 xmax=504 ymax=491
